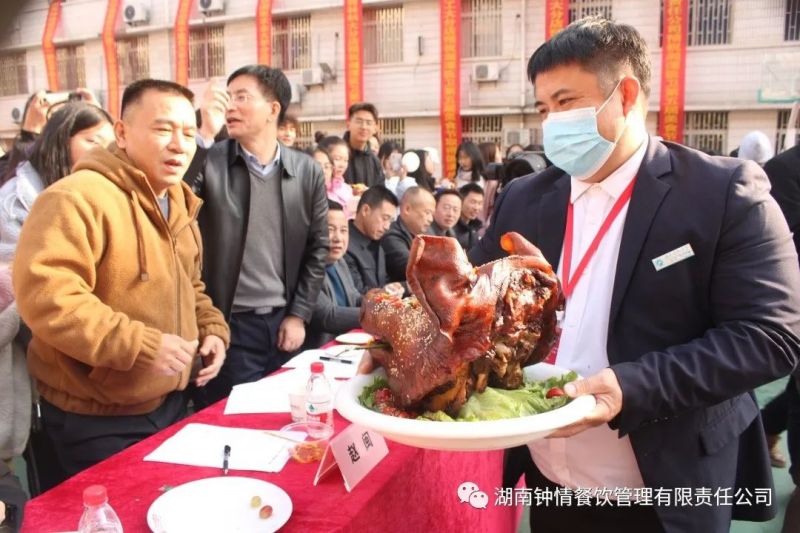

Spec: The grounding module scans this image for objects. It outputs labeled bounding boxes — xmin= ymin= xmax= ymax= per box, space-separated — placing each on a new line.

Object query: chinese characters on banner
xmin=440 ymin=0 xmax=461 ymax=179
xmin=344 ymin=0 xmax=364 ymax=113
xmin=256 ymin=0 xmax=273 ymax=65
xmin=102 ymin=0 xmax=121 ymax=119
xmin=545 ymin=0 xmax=569 ymax=40
xmin=42 ymin=0 xmax=62 ymax=91
xmin=174 ymin=0 xmax=194 ymax=87
xmin=659 ymin=0 xmax=688 ymax=142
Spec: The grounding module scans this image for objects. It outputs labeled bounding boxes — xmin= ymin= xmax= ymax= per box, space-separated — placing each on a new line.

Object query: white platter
xmin=147 ymin=476 xmax=292 ymax=533
xmin=335 ymin=363 xmax=595 ymax=451
xmin=334 ymin=332 xmax=375 ymax=345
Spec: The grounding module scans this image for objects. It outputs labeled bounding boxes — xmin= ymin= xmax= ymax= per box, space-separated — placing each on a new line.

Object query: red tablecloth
xmin=22 ymin=380 xmax=521 ymax=532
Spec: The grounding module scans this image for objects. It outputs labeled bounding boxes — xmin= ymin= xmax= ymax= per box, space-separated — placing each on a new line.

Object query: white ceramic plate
xmin=334 ymin=332 xmax=374 ymax=345
xmin=335 ymin=363 xmax=596 ymax=451
xmin=147 ymin=476 xmax=292 ymax=533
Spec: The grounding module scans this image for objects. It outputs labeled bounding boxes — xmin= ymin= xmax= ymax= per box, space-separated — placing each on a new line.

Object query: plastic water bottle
xmin=305 ymin=361 xmax=334 ymax=437
xmin=78 ymin=485 xmax=123 ymax=533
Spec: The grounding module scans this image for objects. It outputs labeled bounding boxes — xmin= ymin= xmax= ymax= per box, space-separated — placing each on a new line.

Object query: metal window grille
xmin=683 ymin=111 xmax=728 ymax=154
xmin=364 ymin=6 xmax=404 ymax=65
xmin=56 ymin=45 xmax=85 ymax=89
xmin=659 ymin=0 xmax=732 ymax=46
xmin=294 ymin=121 xmax=314 ymax=150
xmin=568 ymin=0 xmax=613 ymax=22
xmin=787 ymin=0 xmax=800 ymax=41
xmin=117 ymin=35 xmax=150 ymax=86
xmin=378 ymin=118 xmax=405 ymax=149
xmin=0 ymin=51 xmax=28 ymax=97
xmin=272 ymin=16 xmax=311 ymax=71
xmin=189 ymin=25 xmax=225 ymax=80
xmin=776 ymin=109 xmax=800 ymax=152
xmin=462 ymin=115 xmax=503 ymax=146
xmin=461 ymin=0 xmax=502 ymax=59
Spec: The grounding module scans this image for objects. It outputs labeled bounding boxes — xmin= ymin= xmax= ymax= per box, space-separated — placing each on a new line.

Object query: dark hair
xmin=357 ymin=184 xmax=398 ymax=212
xmin=121 ymin=79 xmax=194 ymax=117
xmin=21 ymin=102 xmax=113 ymax=187
xmin=313 ymin=147 xmax=333 ymax=165
xmin=478 ymin=142 xmax=499 ymax=167
xmin=318 ymin=135 xmax=348 ymax=154
xmin=327 ymin=199 xmax=344 ymax=211
xmin=454 ymin=141 xmax=485 ymax=183
xmin=314 ymin=130 xmax=326 ymax=144
xmin=505 ymin=143 xmax=524 ymax=159
xmin=279 ymin=113 xmax=299 ymax=130
xmin=435 ymin=189 xmax=462 ymax=204
xmin=227 ymin=65 xmax=292 ymax=123
xmin=527 ymin=16 xmax=651 ymax=98
xmin=347 ymin=102 xmax=379 ymax=121
xmin=378 ymin=140 xmax=402 ymax=161
xmin=406 ymin=149 xmax=435 ymax=191
xmin=459 ymin=182 xmax=485 ymax=198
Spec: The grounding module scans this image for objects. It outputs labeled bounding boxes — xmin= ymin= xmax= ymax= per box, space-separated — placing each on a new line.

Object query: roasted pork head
xmin=360 ymin=232 xmax=562 ymax=416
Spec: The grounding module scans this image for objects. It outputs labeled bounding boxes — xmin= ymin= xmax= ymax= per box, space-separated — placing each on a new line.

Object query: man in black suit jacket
xmin=345 ymin=185 xmax=402 ymax=295
xmin=305 ymin=201 xmax=363 ymax=349
xmin=470 ymin=19 xmax=800 ymax=533
xmin=382 ymin=187 xmax=436 ymax=283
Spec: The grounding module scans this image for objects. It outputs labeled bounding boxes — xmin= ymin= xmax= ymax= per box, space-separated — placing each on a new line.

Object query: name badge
xmin=652 ymin=244 xmax=695 ymax=271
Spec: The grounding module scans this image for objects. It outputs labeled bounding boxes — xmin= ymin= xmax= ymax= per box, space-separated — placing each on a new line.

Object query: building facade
xmin=0 ymin=0 xmax=797 ymax=170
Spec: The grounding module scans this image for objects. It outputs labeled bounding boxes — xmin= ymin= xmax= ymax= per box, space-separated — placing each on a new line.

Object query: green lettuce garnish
xmin=359 ymin=377 xmax=390 ymax=409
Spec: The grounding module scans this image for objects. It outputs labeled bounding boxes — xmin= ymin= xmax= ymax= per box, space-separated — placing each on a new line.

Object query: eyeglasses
xmin=352 ymin=118 xmax=375 ymax=127
xmin=228 ymin=92 xmax=260 ymax=106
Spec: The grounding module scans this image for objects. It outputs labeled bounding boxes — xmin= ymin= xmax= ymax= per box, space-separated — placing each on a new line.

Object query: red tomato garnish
xmin=546 ymin=387 xmax=565 ymax=399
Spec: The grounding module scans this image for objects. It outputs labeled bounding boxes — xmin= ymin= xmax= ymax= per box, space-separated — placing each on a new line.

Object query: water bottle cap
xmin=83 ymin=485 xmax=108 ymax=506
xmin=310 ymin=361 xmax=324 ymax=373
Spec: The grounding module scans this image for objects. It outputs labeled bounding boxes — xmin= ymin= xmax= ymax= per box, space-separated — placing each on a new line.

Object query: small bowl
xmin=280 ymin=421 xmax=334 ymax=463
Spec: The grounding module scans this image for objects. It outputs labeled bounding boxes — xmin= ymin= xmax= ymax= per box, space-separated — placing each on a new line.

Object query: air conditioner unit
xmin=10 ymin=107 xmax=22 ymax=124
xmin=198 ymin=0 xmax=225 ymax=16
xmin=122 ymin=1 xmax=149 ymax=25
xmin=473 ymin=63 xmax=499 ymax=83
xmin=290 ymin=82 xmax=303 ymax=104
xmin=503 ymin=128 xmax=531 ymax=147
xmin=301 ymin=68 xmax=324 ymax=87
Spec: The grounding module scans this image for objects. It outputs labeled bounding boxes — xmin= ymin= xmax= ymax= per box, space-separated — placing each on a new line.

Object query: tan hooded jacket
xmin=13 ymin=144 xmax=229 ymax=416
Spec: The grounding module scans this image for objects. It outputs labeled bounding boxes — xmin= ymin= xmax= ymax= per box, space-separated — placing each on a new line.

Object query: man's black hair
xmin=347 ymin=102 xmax=379 ymax=121
xmin=328 ymin=199 xmax=344 ymax=211
xmin=435 ymin=189 xmax=463 ymax=204
xmin=121 ymin=79 xmax=194 ymax=117
xmin=357 ymin=184 xmax=398 ymax=212
xmin=527 ymin=16 xmax=651 ymax=98
xmin=459 ymin=182 xmax=485 ymax=198
xmin=228 ymin=65 xmax=292 ymax=123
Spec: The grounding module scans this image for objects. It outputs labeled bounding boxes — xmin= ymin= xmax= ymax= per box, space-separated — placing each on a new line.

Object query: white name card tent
xmin=314 ymin=424 xmax=389 ymax=492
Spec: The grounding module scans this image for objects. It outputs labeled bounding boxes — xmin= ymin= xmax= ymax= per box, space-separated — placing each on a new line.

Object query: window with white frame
xmin=683 ymin=111 xmax=728 ymax=154
xmin=364 ymin=6 xmax=403 ymax=65
xmin=56 ymin=45 xmax=85 ymax=89
xmin=294 ymin=121 xmax=314 ymax=150
xmin=787 ymin=0 xmax=800 ymax=41
xmin=117 ymin=35 xmax=149 ymax=86
xmin=659 ymin=0 xmax=733 ymax=46
xmin=776 ymin=109 xmax=800 ymax=152
xmin=462 ymin=115 xmax=503 ymax=146
xmin=189 ymin=26 xmax=225 ymax=80
xmin=461 ymin=0 xmax=502 ymax=58
xmin=378 ymin=118 xmax=405 ymax=149
xmin=0 ymin=51 xmax=28 ymax=97
xmin=568 ymin=0 xmax=613 ymax=23
xmin=273 ymin=16 xmax=311 ymax=71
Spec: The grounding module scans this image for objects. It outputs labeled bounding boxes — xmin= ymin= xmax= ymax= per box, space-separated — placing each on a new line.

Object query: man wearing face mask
xmin=469 ymin=17 xmax=800 ymax=533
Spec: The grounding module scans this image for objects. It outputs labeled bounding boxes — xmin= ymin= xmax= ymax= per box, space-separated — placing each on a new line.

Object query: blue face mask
xmin=542 ymin=80 xmax=626 ymax=180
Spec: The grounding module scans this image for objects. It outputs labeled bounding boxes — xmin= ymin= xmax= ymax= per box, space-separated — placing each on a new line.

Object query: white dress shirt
xmin=528 ymin=140 xmax=648 ymax=494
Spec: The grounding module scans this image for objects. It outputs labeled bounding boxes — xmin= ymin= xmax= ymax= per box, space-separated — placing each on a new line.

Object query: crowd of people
xmin=0 ymin=15 xmax=799 ymax=533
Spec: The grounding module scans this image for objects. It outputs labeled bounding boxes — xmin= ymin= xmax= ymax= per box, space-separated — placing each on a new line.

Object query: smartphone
xmin=389 ymin=152 xmax=402 ymax=173
xmin=43 ymin=91 xmax=71 ymax=106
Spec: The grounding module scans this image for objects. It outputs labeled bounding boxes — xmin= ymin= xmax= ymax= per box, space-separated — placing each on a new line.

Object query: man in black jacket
xmin=453 ymin=182 xmax=484 ymax=251
xmin=186 ymin=65 xmax=328 ymax=406
xmin=382 ymin=187 xmax=435 ymax=282
xmin=343 ymin=102 xmax=385 ymax=187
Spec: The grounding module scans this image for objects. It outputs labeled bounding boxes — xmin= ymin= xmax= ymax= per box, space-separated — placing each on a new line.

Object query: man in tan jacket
xmin=12 ymin=79 xmax=229 ymax=482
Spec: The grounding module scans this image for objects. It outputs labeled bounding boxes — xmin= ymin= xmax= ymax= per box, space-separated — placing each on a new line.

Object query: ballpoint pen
xmin=320 ymin=355 xmax=353 ymax=365
xmin=223 ymin=444 xmax=231 ymax=475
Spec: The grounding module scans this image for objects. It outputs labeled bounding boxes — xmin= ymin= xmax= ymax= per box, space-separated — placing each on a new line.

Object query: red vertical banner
xmin=42 ymin=0 xmax=62 ymax=91
xmin=440 ymin=0 xmax=461 ymax=179
xmin=659 ymin=0 xmax=688 ymax=142
xmin=256 ymin=0 xmax=273 ymax=65
xmin=344 ymin=0 xmax=363 ymax=113
xmin=545 ymin=0 xmax=569 ymax=40
xmin=174 ymin=0 xmax=194 ymax=86
xmin=102 ymin=0 xmax=122 ymax=119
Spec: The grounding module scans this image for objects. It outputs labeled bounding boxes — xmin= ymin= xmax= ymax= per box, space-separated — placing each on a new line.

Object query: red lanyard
xmin=561 ymin=177 xmax=637 ymax=299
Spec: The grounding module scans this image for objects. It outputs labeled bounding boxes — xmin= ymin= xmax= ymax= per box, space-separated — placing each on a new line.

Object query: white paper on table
xmin=224 ymin=369 xmax=344 ymax=415
xmin=143 ymin=423 xmax=302 ymax=473
xmin=283 ymin=348 xmax=361 ymax=379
